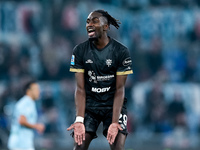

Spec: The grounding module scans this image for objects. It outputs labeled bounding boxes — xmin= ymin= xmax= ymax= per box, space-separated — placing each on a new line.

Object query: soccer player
xmin=67 ymin=10 xmax=133 ymax=150
xmin=8 ymin=80 xmax=45 ymax=150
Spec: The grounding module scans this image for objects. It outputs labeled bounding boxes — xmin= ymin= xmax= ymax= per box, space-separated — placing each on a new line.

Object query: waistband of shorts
xmin=86 ymin=106 xmax=113 ymax=109
xmin=86 ymin=106 xmax=127 ymax=110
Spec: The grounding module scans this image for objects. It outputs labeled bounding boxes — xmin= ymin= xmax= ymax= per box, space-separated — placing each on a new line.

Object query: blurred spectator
xmin=144 ymin=83 xmax=170 ymax=133
xmin=146 ymin=36 xmax=163 ymax=76
xmin=189 ymin=19 xmax=200 ymax=42
xmin=167 ymin=92 xmax=187 ymax=128
xmin=43 ymin=108 xmax=59 ymax=134
xmin=183 ymin=58 xmax=197 ymax=82
xmin=150 ymin=0 xmax=170 ymax=6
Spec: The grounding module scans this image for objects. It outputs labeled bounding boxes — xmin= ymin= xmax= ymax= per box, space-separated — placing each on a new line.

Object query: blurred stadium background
xmin=1 ymin=0 xmax=200 ymax=150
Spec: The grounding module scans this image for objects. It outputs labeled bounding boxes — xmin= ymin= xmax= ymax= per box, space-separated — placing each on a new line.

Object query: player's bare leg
xmin=73 ymin=132 xmax=93 ymax=150
xmin=109 ymin=133 xmax=126 ymax=150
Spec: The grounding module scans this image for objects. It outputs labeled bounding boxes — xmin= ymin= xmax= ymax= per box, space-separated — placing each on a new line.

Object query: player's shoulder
xmin=15 ymin=97 xmax=25 ymax=110
xmin=17 ymin=96 xmax=33 ymax=107
xmin=112 ymin=38 xmax=128 ymax=51
xmin=74 ymin=40 xmax=90 ymax=50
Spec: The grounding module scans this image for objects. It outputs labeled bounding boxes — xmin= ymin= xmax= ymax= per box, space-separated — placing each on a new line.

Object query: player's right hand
xmin=67 ymin=122 xmax=85 ymax=145
xmin=107 ymin=122 xmax=123 ymax=145
xmin=34 ymin=124 xmax=45 ymax=134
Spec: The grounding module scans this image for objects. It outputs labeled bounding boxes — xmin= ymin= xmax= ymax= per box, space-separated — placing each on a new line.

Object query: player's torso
xmin=83 ymin=40 xmax=118 ymax=103
xmin=84 ymin=43 xmax=117 ymax=81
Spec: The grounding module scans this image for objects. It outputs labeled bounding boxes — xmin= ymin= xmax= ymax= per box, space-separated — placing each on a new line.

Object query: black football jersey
xmin=70 ymin=37 xmax=133 ymax=108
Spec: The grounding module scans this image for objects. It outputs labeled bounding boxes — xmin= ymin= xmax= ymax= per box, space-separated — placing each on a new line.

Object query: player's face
xmin=86 ymin=12 xmax=107 ymax=40
xmin=29 ymin=83 xmax=40 ymax=100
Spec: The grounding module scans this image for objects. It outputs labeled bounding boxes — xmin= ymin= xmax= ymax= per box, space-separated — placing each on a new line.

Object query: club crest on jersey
xmin=71 ymin=55 xmax=75 ymax=65
xmin=106 ymin=59 xmax=112 ymax=67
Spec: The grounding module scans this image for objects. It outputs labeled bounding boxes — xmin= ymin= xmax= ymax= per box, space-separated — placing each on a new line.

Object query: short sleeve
xmin=17 ymin=102 xmax=32 ymax=118
xmin=116 ymin=48 xmax=133 ymax=75
xmin=69 ymin=45 xmax=85 ymax=73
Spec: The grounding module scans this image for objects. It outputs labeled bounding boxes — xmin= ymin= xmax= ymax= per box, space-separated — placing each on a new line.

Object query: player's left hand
xmin=107 ymin=122 xmax=123 ymax=145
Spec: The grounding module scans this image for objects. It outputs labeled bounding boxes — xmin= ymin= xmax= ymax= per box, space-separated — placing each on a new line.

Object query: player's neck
xmin=93 ymin=35 xmax=109 ymax=49
xmin=26 ymin=93 xmax=35 ymax=101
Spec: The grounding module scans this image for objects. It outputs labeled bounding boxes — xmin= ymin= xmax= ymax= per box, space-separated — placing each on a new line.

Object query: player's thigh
xmin=109 ymin=132 xmax=126 ymax=150
xmin=73 ymin=132 xmax=94 ymax=150
xmin=103 ymin=108 xmax=128 ymax=137
xmin=84 ymin=108 xmax=101 ymax=135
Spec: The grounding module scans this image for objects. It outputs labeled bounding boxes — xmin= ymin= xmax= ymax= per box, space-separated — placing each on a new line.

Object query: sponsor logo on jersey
xmin=97 ymin=75 xmax=114 ymax=81
xmin=88 ymin=70 xmax=97 ymax=83
xmin=85 ymin=59 xmax=93 ymax=63
xmin=88 ymin=71 xmax=114 ymax=83
xmin=91 ymin=87 xmax=111 ymax=93
xmin=106 ymin=59 xmax=112 ymax=67
xmin=71 ymin=55 xmax=75 ymax=65
xmin=123 ymin=57 xmax=132 ymax=66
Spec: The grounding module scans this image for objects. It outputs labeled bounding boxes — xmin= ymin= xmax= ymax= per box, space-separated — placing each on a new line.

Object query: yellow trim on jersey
xmin=70 ymin=68 xmax=84 ymax=73
xmin=116 ymin=70 xmax=133 ymax=75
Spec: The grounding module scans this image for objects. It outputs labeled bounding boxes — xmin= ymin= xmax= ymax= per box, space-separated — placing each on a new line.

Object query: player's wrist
xmin=75 ymin=116 xmax=84 ymax=123
xmin=111 ymin=122 xmax=119 ymax=125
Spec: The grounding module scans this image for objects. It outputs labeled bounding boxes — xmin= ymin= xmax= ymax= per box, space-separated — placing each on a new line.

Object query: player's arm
xmin=67 ymin=72 xmax=86 ymax=145
xmin=112 ymin=74 xmax=127 ymax=123
xmin=112 ymin=48 xmax=132 ymax=122
xmin=107 ymin=74 xmax=127 ymax=145
xmin=19 ymin=115 xmax=45 ymax=133
xmin=74 ymin=72 xmax=86 ymax=117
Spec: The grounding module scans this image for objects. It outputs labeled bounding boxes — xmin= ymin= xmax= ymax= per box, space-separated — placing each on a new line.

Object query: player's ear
xmin=103 ymin=24 xmax=109 ymax=31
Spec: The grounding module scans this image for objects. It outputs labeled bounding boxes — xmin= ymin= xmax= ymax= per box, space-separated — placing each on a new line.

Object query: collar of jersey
xmin=91 ymin=37 xmax=113 ymax=51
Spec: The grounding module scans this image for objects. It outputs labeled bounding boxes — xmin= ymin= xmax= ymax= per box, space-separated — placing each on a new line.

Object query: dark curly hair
xmin=94 ymin=9 xmax=121 ymax=29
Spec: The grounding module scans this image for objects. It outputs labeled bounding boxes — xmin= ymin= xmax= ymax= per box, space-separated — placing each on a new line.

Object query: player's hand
xmin=34 ymin=124 xmax=45 ymax=134
xmin=107 ymin=123 xmax=123 ymax=145
xmin=67 ymin=122 xmax=85 ymax=145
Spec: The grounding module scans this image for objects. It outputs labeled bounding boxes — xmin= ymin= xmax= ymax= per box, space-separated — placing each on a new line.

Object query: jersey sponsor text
xmin=97 ymin=75 xmax=114 ymax=81
xmin=92 ymin=87 xmax=111 ymax=93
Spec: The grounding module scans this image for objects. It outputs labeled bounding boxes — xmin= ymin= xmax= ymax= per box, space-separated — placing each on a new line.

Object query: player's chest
xmin=83 ymin=49 xmax=117 ymax=71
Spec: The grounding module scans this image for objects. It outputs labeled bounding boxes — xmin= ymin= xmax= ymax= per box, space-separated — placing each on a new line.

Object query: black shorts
xmin=83 ymin=107 xmax=128 ymax=138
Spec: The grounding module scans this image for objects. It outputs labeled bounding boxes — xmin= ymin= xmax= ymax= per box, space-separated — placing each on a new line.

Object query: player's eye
xmin=86 ymin=19 xmax=90 ymax=24
xmin=92 ymin=18 xmax=99 ymax=23
xmin=86 ymin=18 xmax=99 ymax=24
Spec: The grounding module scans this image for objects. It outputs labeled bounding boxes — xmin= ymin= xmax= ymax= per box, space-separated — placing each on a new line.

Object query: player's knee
xmin=110 ymin=143 xmax=125 ymax=150
xmin=117 ymin=144 xmax=125 ymax=150
xmin=110 ymin=138 xmax=125 ymax=150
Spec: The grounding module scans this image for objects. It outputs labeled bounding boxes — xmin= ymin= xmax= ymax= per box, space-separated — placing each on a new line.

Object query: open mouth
xmin=87 ymin=28 xmax=95 ymax=37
